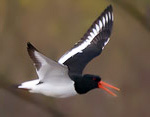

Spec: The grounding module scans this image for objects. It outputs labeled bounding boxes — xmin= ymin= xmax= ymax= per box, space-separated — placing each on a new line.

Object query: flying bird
xmin=18 ymin=5 xmax=120 ymax=98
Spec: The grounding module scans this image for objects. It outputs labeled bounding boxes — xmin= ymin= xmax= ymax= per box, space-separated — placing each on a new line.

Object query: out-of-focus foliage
xmin=0 ymin=0 xmax=150 ymax=117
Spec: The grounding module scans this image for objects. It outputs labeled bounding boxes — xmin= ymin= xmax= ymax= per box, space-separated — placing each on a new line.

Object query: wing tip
xmin=102 ymin=5 xmax=113 ymax=16
xmin=106 ymin=4 xmax=113 ymax=12
xmin=27 ymin=42 xmax=38 ymax=60
xmin=27 ymin=42 xmax=38 ymax=52
xmin=26 ymin=42 xmax=41 ymax=70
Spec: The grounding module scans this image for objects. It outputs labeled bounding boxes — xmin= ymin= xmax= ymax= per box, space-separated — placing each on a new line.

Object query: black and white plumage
xmin=18 ymin=5 xmax=120 ymax=98
xmin=58 ymin=5 xmax=113 ymax=75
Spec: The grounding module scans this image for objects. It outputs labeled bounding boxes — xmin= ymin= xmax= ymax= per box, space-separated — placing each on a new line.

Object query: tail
xmin=18 ymin=79 xmax=39 ymax=91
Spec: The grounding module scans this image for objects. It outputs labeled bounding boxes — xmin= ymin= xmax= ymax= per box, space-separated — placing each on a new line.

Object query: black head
xmin=73 ymin=74 xmax=101 ymax=94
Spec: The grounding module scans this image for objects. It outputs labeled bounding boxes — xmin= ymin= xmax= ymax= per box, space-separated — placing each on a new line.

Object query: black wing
xmin=58 ymin=5 xmax=113 ymax=75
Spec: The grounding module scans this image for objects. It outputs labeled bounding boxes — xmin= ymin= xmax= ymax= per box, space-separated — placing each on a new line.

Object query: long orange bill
xmin=98 ymin=81 xmax=120 ymax=97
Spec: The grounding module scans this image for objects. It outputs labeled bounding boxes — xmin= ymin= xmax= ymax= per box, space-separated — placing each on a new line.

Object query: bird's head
xmin=74 ymin=74 xmax=120 ymax=96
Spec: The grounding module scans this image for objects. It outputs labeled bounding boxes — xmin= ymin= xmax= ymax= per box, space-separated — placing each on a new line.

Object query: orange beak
xmin=98 ymin=81 xmax=120 ymax=97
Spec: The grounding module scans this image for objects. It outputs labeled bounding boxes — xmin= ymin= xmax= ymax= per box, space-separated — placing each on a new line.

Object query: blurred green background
xmin=0 ymin=0 xmax=150 ymax=117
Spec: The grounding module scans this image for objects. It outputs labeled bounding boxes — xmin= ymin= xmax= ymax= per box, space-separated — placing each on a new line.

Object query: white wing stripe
xmin=105 ymin=14 xmax=108 ymax=23
xmin=99 ymin=20 xmax=102 ymax=30
xmin=58 ymin=20 xmax=103 ymax=64
xmin=88 ymin=35 xmax=93 ymax=40
xmin=58 ymin=42 xmax=88 ymax=64
xmin=102 ymin=17 xmax=105 ymax=26
xmin=104 ymin=37 xmax=110 ymax=46
xmin=108 ymin=12 xmax=111 ymax=20
xmin=90 ymin=32 xmax=95 ymax=38
xmin=93 ymin=28 xmax=97 ymax=35
xmin=102 ymin=38 xmax=110 ymax=50
xmin=58 ymin=10 xmax=113 ymax=64
xmin=95 ymin=24 xmax=100 ymax=32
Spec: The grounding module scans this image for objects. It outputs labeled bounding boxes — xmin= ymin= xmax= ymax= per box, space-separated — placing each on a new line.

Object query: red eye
xmin=93 ymin=78 xmax=97 ymax=81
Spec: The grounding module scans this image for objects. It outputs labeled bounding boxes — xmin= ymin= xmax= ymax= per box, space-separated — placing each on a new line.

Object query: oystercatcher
xmin=18 ymin=5 xmax=120 ymax=98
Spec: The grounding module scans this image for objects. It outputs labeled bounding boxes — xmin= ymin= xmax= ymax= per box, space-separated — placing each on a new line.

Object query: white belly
xmin=30 ymin=80 xmax=77 ymax=98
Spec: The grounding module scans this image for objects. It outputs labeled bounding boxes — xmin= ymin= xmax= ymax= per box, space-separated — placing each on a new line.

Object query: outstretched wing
xmin=27 ymin=42 xmax=67 ymax=81
xmin=58 ymin=5 xmax=113 ymax=75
